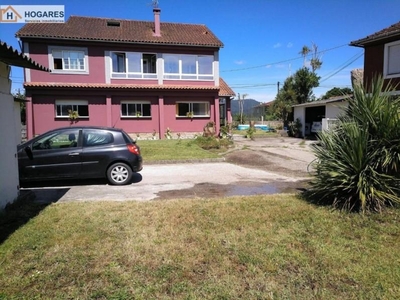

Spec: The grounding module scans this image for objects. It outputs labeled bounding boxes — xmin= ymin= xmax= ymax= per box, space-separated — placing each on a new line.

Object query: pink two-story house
xmin=16 ymin=8 xmax=235 ymax=140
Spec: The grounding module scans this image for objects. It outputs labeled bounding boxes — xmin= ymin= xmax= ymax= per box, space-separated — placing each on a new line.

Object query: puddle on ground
xmin=156 ymin=180 xmax=309 ymax=200
xmin=226 ymin=184 xmax=279 ymax=196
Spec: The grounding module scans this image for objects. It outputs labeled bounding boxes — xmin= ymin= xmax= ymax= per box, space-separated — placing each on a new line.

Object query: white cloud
xmin=273 ymin=43 xmax=282 ymax=48
xmin=234 ymin=60 xmax=245 ymax=65
xmin=287 ymin=42 xmax=293 ymax=48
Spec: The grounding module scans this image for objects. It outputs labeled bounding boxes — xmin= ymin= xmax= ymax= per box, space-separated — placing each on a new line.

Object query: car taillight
xmin=127 ymin=144 xmax=140 ymax=155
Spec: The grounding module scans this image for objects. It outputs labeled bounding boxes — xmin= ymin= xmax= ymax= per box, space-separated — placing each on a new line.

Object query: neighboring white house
xmin=292 ymin=95 xmax=351 ymax=138
xmin=0 ymin=41 xmax=48 ymax=210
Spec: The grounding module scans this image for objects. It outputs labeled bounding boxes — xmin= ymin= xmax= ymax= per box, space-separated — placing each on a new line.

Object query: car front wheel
xmin=107 ymin=163 xmax=132 ymax=185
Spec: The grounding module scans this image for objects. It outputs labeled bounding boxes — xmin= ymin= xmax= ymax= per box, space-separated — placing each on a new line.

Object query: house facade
xmin=350 ymin=21 xmax=400 ymax=92
xmin=16 ymin=8 xmax=235 ymax=140
xmin=0 ymin=41 xmax=48 ymax=209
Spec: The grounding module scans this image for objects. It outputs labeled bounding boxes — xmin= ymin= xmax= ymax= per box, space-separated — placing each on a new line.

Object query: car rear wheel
xmin=107 ymin=163 xmax=132 ymax=185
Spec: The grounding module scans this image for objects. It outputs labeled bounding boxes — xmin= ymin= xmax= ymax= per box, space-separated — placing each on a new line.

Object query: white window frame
xmin=48 ymin=46 xmax=89 ymax=74
xmin=55 ymin=100 xmax=89 ymax=118
xmin=120 ymin=101 xmax=151 ymax=118
xmin=384 ymin=40 xmax=400 ymax=79
xmin=163 ymin=54 xmax=214 ymax=81
xmin=176 ymin=101 xmax=210 ymax=118
xmin=111 ymin=52 xmax=157 ymax=79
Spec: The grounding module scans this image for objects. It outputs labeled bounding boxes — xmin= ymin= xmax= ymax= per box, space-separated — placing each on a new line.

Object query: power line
xmin=317 ymin=85 xmax=353 ymax=88
xmin=221 ymin=43 xmax=349 ymax=73
xmin=319 ymin=51 xmax=363 ymax=79
xmin=320 ymin=52 xmax=363 ymax=83
xmin=228 ymin=50 xmax=363 ymax=91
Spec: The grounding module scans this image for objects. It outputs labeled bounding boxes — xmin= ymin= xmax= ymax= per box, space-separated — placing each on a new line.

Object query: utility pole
xmin=238 ymin=93 xmax=242 ymax=124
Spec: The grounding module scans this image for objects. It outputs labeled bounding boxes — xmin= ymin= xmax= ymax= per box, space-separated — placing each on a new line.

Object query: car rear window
xmin=83 ymin=130 xmax=114 ymax=147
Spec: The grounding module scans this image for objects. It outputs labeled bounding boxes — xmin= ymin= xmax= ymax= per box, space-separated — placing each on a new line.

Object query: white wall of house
xmin=0 ymin=62 xmax=20 ymax=210
xmin=293 ymin=100 xmax=349 ymax=137
xmin=293 ymin=106 xmax=305 ymax=136
xmin=326 ymin=101 xmax=347 ymax=119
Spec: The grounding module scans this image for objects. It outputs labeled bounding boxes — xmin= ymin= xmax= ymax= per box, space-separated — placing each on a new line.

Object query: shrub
xmin=305 ymin=77 xmax=400 ymax=213
xmin=218 ymin=137 xmax=233 ymax=148
xmin=288 ymin=118 xmax=302 ymax=137
xmin=194 ymin=136 xmax=233 ymax=150
xmin=245 ymin=126 xmax=256 ymax=140
xmin=219 ymin=124 xmax=231 ymax=137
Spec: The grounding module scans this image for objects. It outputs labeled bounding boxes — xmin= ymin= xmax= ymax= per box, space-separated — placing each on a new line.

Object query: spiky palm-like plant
xmin=306 ymin=77 xmax=400 ymax=213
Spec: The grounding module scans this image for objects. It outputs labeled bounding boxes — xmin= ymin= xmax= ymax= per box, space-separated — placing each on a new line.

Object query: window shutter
xmin=388 ymin=44 xmax=400 ymax=75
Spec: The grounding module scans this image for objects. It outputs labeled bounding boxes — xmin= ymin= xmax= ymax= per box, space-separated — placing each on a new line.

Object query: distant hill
xmin=231 ymin=99 xmax=263 ymax=116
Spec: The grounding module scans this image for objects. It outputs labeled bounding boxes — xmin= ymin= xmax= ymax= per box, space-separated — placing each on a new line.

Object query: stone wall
xmin=254 ymin=120 xmax=283 ymax=130
xmin=351 ymin=69 xmax=364 ymax=88
xmin=128 ymin=132 xmax=203 ymax=141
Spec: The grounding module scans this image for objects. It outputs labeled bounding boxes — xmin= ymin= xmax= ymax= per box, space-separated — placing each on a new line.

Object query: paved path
xmin=21 ymin=137 xmax=317 ymax=203
xmin=23 ymin=161 xmax=303 ymax=203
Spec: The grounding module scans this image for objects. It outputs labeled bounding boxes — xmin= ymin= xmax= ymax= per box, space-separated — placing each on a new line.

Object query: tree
xmin=270 ymin=76 xmax=296 ymax=127
xmin=299 ymin=43 xmax=322 ymax=72
xmin=292 ymin=67 xmax=320 ymax=104
xmin=299 ymin=45 xmax=311 ymax=67
xmin=309 ymin=42 xmax=322 ymax=72
xmin=271 ymin=67 xmax=320 ymax=126
xmin=305 ymin=77 xmax=400 ymax=213
xmin=13 ymin=89 xmax=26 ymax=124
xmin=272 ymin=43 xmax=322 ymax=125
xmin=321 ymin=87 xmax=353 ymax=100
xmin=291 ymin=44 xmax=322 ymax=104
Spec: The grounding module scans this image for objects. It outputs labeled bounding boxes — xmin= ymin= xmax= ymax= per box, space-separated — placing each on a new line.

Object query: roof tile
xmin=350 ymin=21 xmax=400 ymax=46
xmin=219 ymin=78 xmax=236 ymax=97
xmin=24 ymin=78 xmax=235 ymax=97
xmin=16 ymin=15 xmax=224 ymax=48
xmin=0 ymin=40 xmax=49 ymax=71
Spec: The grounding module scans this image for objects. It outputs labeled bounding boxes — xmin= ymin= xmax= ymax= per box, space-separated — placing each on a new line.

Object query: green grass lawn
xmin=1 ymin=195 xmax=399 ymax=299
xmin=138 ymin=139 xmax=222 ymax=162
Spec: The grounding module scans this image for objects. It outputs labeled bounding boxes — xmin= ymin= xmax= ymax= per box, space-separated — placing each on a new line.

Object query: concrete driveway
xmin=22 ymin=137 xmax=317 ymax=203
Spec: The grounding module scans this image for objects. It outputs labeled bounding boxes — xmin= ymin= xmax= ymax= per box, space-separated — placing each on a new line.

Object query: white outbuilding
xmin=0 ymin=41 xmax=49 ymax=209
xmin=292 ymin=95 xmax=352 ymax=138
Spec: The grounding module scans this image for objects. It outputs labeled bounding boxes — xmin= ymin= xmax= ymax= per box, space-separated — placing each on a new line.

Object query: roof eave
xmin=23 ymin=82 xmax=220 ymax=91
xmin=0 ymin=41 xmax=50 ymax=72
xmin=350 ymin=31 xmax=400 ymax=47
xmin=17 ymin=35 xmax=224 ymax=48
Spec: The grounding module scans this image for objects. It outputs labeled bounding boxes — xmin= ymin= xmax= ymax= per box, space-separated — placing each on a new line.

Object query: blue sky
xmin=1 ymin=0 xmax=399 ymax=102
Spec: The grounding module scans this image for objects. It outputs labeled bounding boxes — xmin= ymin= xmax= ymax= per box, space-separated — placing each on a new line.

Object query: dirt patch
xmin=224 ymin=149 xmax=311 ymax=178
xmin=155 ymin=138 xmax=316 ymax=200
xmin=156 ymin=180 xmax=309 ymax=200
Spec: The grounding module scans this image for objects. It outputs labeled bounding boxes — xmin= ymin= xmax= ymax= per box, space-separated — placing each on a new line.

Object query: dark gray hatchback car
xmin=18 ymin=126 xmax=143 ymax=185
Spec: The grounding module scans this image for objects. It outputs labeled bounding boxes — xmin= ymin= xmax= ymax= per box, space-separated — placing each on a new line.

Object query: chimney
xmin=153 ymin=8 xmax=161 ymax=37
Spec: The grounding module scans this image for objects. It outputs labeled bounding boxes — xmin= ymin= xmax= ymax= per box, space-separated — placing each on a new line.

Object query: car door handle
xmin=69 ymin=152 xmax=80 ymax=156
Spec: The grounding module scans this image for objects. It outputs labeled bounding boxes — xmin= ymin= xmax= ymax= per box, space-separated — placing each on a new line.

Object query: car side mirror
xmin=25 ymin=146 xmax=33 ymax=160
